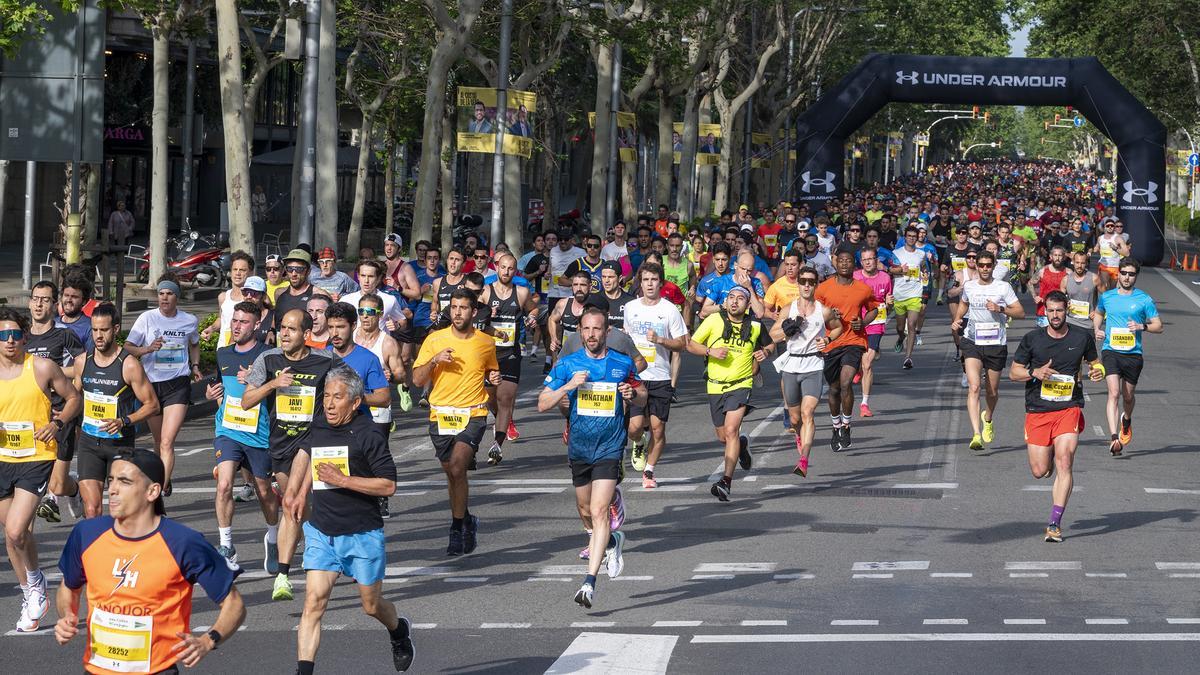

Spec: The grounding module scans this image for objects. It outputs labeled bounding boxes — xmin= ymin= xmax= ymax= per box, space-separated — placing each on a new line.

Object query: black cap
xmin=599 ymin=261 xmax=621 ymax=275
xmin=113 ymin=449 xmax=167 ymax=516
xmin=583 ymin=293 xmax=610 ymax=313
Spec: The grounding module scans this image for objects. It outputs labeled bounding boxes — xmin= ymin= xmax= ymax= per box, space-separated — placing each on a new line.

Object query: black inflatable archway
xmin=794 ymin=54 xmax=1166 ymax=264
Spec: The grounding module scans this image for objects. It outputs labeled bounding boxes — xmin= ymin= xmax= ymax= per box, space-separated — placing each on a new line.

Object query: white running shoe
xmin=16 ymin=582 xmax=48 ymax=632
xmin=233 ymin=484 xmax=256 ymax=503
xmin=961 ymin=373 xmax=969 ymax=388
xmin=606 ymin=531 xmax=625 ymax=579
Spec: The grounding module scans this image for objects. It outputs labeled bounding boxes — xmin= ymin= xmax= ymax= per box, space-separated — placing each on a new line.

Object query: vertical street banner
xmin=587 ymin=112 xmax=638 ymax=162
xmin=776 ymin=128 xmax=796 ymax=161
xmin=672 ymin=123 xmax=684 ymax=165
xmin=672 ymin=123 xmax=722 ymax=166
xmin=751 ymin=133 xmax=771 ymax=169
xmin=456 ymin=87 xmax=537 ymax=158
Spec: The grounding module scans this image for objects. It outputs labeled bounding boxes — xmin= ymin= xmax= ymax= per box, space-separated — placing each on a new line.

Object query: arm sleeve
xmin=246 ymin=353 xmax=269 ymax=387
xmin=126 ymin=313 xmax=149 ymax=346
xmin=166 ymin=525 xmax=241 ymax=604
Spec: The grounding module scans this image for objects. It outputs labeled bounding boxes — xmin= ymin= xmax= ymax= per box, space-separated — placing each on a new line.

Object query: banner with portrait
xmin=751 ymin=133 xmax=771 ymax=169
xmin=456 ymin=87 xmax=537 ymax=158
xmin=776 ymin=128 xmax=796 ymax=161
xmin=587 ymin=111 xmax=637 ymax=162
xmin=672 ymin=123 xmax=722 ymax=165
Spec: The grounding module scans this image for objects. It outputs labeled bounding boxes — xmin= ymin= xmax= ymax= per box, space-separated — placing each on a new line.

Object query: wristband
xmin=51 ymin=418 xmax=64 ymax=430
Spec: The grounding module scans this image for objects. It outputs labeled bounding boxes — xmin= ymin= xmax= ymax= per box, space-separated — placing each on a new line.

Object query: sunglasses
xmin=965 ymin=255 xmax=978 ymax=260
xmin=357 ymin=307 xmax=381 ymax=316
xmin=242 ymin=289 xmax=263 ymax=297
xmin=474 ymin=255 xmax=490 ymax=260
xmin=785 ymin=219 xmax=796 ymax=224
xmin=0 ymin=329 xmax=24 ymax=342
xmin=1119 ymin=270 xmax=1138 ymax=277
xmin=848 ymin=229 xmax=861 ymax=233
xmin=285 ymin=265 xmax=307 ymax=273
xmin=977 ymin=262 xmax=995 ymax=268
xmin=584 ymin=243 xmax=600 ymax=249
xmin=265 ymin=266 xmax=282 ymax=272
xmin=798 ymin=278 xmax=818 ymax=286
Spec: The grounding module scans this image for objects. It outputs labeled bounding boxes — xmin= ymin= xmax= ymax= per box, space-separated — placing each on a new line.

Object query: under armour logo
xmin=896 ymin=71 xmax=919 ymax=85
xmin=1122 ymin=181 xmax=1158 ymax=204
xmin=801 ymin=171 xmax=836 ymax=194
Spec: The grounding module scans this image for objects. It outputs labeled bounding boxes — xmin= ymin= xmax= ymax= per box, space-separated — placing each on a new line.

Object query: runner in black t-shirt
xmin=1010 ymin=291 xmax=1104 ymax=544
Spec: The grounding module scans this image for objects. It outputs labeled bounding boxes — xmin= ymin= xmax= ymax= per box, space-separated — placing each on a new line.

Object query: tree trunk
xmin=677 ymin=83 xmax=700 ymax=220
xmin=315 ymin=0 xmax=338 ymax=252
xmin=589 ymin=43 xmax=613 ymax=233
xmin=620 ymin=154 xmax=637 ymax=222
xmin=413 ymin=45 xmax=457 ymax=245
xmin=697 ymin=98 xmax=714 ymax=219
xmin=439 ymin=105 xmax=456 ymax=252
xmin=714 ymin=105 xmax=734 ymax=217
xmin=655 ymin=89 xmax=673 ymax=210
xmin=147 ymin=26 xmax=170 ymax=288
xmin=83 ymin=163 xmax=100 ymax=249
xmin=346 ymin=117 xmax=373 ymax=257
xmin=540 ymin=112 xmax=560 ymax=233
xmin=0 ymin=160 xmax=8 ymax=244
xmin=383 ymin=136 xmax=395 ymax=238
xmin=215 ymin=0 xmax=254 ymax=256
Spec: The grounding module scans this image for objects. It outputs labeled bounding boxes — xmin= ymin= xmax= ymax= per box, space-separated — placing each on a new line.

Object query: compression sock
xmin=297 ymin=661 xmax=315 ymax=675
xmin=861 ymin=394 xmax=870 ymax=406
xmin=26 ymin=569 xmax=43 ymax=588
xmin=1049 ymin=504 xmax=1065 ymax=527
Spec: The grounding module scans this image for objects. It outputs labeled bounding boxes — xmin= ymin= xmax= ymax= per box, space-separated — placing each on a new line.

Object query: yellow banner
xmin=587 ymin=111 xmax=637 ymax=162
xmin=751 ymin=132 xmax=771 ymax=169
xmin=456 ymin=86 xmax=537 ymax=158
xmin=776 ymin=128 xmax=796 ymax=161
xmin=672 ymin=123 xmax=722 ymax=165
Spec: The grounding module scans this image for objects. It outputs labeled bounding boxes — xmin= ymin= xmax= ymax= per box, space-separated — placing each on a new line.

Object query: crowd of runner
xmin=0 ymin=160 xmax=1165 ymax=673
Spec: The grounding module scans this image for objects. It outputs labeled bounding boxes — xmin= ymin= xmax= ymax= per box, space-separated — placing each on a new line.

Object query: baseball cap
xmin=385 ymin=232 xmax=404 ymax=247
xmin=599 ymin=261 xmax=621 ymax=275
xmin=283 ymin=248 xmax=312 ymax=265
xmin=243 ymin=276 xmax=267 ymax=293
xmin=113 ymin=449 xmax=167 ymax=516
xmin=583 ymin=293 xmax=610 ymax=313
xmin=317 ymin=247 xmax=337 ymax=262
xmin=738 ymin=204 xmax=749 ymax=211
xmin=264 ymin=254 xmax=281 ymax=266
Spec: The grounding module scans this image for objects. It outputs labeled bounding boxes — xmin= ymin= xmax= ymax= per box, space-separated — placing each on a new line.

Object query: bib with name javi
xmin=83 ymin=391 xmax=120 ymax=439
xmin=1040 ymin=374 xmax=1075 ymax=402
xmin=433 ymin=406 xmax=471 ymax=435
xmin=0 ymin=421 xmax=36 ymax=458
xmin=310 ymin=445 xmax=350 ymax=490
xmin=973 ymin=321 xmax=1003 ymax=346
xmin=88 ymin=607 xmax=152 ymax=673
xmin=1068 ymin=299 xmax=1090 ymax=319
xmin=576 ymin=382 xmax=618 ymax=417
xmin=1109 ymin=327 xmax=1135 ymax=351
xmin=275 ymin=385 xmax=316 ymax=422
xmin=221 ymin=395 xmax=261 ymax=433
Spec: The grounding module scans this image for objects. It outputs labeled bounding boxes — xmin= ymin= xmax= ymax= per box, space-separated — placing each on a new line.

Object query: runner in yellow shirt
xmin=763 ymin=250 xmax=803 ymax=319
xmin=413 ymin=287 xmax=501 ymax=556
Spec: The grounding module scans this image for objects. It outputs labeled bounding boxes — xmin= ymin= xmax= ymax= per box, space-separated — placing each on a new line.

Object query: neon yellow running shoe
xmin=272 ymin=573 xmax=294 ymax=601
xmin=981 ymin=412 xmax=995 ymax=443
xmin=969 ymin=434 xmax=984 ymax=452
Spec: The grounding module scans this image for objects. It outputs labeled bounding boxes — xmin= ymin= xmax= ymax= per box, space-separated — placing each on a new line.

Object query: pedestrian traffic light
xmin=972 ymin=106 xmax=980 ymax=119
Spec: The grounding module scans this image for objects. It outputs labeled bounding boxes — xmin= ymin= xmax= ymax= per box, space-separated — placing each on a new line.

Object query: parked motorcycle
xmin=136 ymin=230 xmax=227 ymax=288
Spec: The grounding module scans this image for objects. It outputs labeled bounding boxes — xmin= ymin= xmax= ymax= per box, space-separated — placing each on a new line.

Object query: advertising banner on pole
xmin=751 ymin=133 xmax=771 ymax=168
xmin=587 ymin=111 xmax=637 ymax=162
xmin=674 ymin=123 xmax=722 ymax=166
xmin=456 ymin=86 xmax=536 ymax=158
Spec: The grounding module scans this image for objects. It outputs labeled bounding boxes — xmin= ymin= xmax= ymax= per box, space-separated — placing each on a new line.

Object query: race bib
xmin=1068 ymin=299 xmax=1090 ymax=318
xmin=951 ymin=257 xmax=967 ymax=271
xmin=905 ymin=267 xmax=921 ymax=279
xmin=218 ymin=330 xmax=231 ymax=348
xmin=221 ymin=395 xmax=261 ymax=434
xmin=369 ymin=405 xmax=392 ymax=424
xmin=577 ymin=382 xmax=618 ymax=417
xmin=155 ymin=342 xmax=186 ymax=371
xmin=311 ymin=446 xmax=350 ymax=490
xmin=421 ymin=286 xmax=434 ymax=304
xmin=83 ymin=391 xmax=120 ymax=439
xmin=89 ymin=607 xmax=152 ymax=673
xmin=1040 ymin=374 xmax=1075 ymax=402
xmin=869 ymin=304 xmax=887 ymax=325
xmin=275 ymin=385 xmax=316 ymax=423
xmin=0 ymin=421 xmax=36 ymax=458
xmin=634 ymin=338 xmax=656 ymax=364
xmin=973 ymin=321 xmax=1003 ymax=346
xmin=492 ymin=320 xmax=517 ymax=347
xmin=1109 ymin=327 xmax=1135 ymax=351
xmin=1100 ymin=245 xmax=1115 ymax=259
xmin=433 ymin=406 xmax=471 ymax=436
xmin=764 ymin=234 xmax=778 ymax=248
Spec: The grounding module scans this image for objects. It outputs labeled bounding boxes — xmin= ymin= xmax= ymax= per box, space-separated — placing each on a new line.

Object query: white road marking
xmin=853 ymin=573 xmax=894 ymax=579
xmin=691 ymin=574 xmax=734 ymax=580
xmin=1005 ymin=561 xmax=1082 ymax=570
xmin=546 ymin=632 xmax=678 ymax=675
xmin=444 ymin=577 xmax=489 ymax=583
xmin=177 ymin=447 xmax=211 ymax=457
xmin=1009 ymin=573 xmax=1050 ymax=578
xmin=742 ymin=620 xmax=788 ymax=626
xmin=1083 ymin=390 xmax=1091 ymax=402
xmin=892 ymin=483 xmax=959 ymax=489
xmin=413 ymin=623 xmax=437 ymax=629
xmin=1093 ymin=424 xmax=1105 ymax=437
xmin=481 ymin=623 xmax=532 ymax=629
xmin=571 ymin=621 xmax=616 ymax=628
xmin=693 ymin=563 xmax=778 ymax=573
xmin=1004 ymin=619 xmax=1046 ymax=625
xmin=3 ymin=629 xmax=51 ymax=637
xmin=744 ymin=475 xmax=758 ymax=482
xmin=852 ymin=561 xmax=930 ymax=571
xmin=385 ymin=566 xmax=456 ymax=576
xmin=527 ymin=577 xmax=572 ymax=582
xmin=831 ymin=620 xmax=879 ymax=626
xmin=707 ymin=461 xmax=727 ymax=483
xmin=394 ymin=490 xmax=428 ymax=497
xmin=930 ymin=573 xmax=973 ymax=578
xmin=492 ymin=487 xmax=567 ymax=494
xmin=924 ymin=619 xmax=968 ymax=625
xmin=1085 ymin=573 xmax=1128 ymax=578
xmin=1154 ymin=267 xmax=1200 ymax=311
xmin=647 ymin=485 xmax=699 ymax=492
xmin=1169 ymin=573 xmax=1200 ymax=579
xmin=1146 ymin=488 xmax=1200 ymax=495
xmin=691 ymin=633 xmax=1200 ymax=643
xmin=762 ymin=484 xmax=799 ymax=491
xmin=774 ymin=573 xmax=815 ymax=580
xmin=539 ymin=565 xmax=590 ymax=576
xmin=652 ymin=620 xmax=702 ymax=627
xmin=1085 ymin=618 xmax=1129 ymax=625
xmin=1156 ymin=562 xmax=1200 ymax=570
xmin=612 ymin=576 xmax=654 ymax=581
xmin=1166 ymin=619 xmax=1200 ymax=624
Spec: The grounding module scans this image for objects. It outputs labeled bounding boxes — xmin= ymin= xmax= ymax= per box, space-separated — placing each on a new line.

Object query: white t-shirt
xmin=1097 ymin=233 xmax=1122 ymax=267
xmin=961 ymin=278 xmax=1018 ymax=346
xmin=600 ymin=241 xmax=628 ymax=262
xmin=891 ymin=246 xmax=928 ymax=301
xmin=622 ymin=298 xmax=688 ymax=382
xmin=549 ymin=246 xmax=585 ymax=299
xmin=341 ymin=289 xmax=404 ymax=326
xmin=773 ymin=299 xmax=826 ymax=374
xmin=816 ymin=233 xmax=837 ymax=257
xmin=127 ymin=309 xmax=200 ymax=382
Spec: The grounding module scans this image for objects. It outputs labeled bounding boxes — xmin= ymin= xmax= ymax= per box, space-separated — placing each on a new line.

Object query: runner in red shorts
xmin=1011 ymin=291 xmax=1105 ymax=543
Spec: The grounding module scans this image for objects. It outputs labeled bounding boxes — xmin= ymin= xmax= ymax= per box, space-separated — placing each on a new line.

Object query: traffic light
xmin=1065 ymin=106 xmax=1073 ymax=114
xmin=983 ymin=111 xmax=990 ymax=123
xmin=972 ymin=105 xmax=980 ymax=119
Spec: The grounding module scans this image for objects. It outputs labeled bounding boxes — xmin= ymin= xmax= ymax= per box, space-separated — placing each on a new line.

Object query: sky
xmin=1009 ymin=19 xmax=1030 ymax=57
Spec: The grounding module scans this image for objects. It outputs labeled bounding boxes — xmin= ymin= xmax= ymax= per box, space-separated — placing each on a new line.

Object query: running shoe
xmin=606 ymin=531 xmax=625 ymax=578
xmin=793 ymin=457 xmax=808 ymax=477
xmin=271 ymin=573 xmax=293 ymax=601
xmin=915 ymin=334 xmax=923 ymax=346
xmin=234 ymin=484 xmax=256 ymax=502
xmin=467 ymin=455 xmax=478 ymax=471
xmin=860 ymin=403 xmax=873 ymax=418
xmin=486 ymin=441 xmax=504 ymax=466
xmin=893 ymin=340 xmax=904 ymax=353
xmin=710 ymin=481 xmax=730 ymax=502
xmin=397 ymin=385 xmax=413 ymax=412
xmin=1044 ymin=524 xmax=1063 ymax=543
xmin=630 ymin=438 xmax=647 ymax=472
xmin=737 ymin=435 xmax=752 ymax=470
xmin=417 ymin=394 xmax=429 ymax=409
xmin=1119 ymin=414 xmax=1133 ymax=445
xmin=840 ymin=425 xmax=853 ymax=450
xmin=609 ymin=486 xmax=625 ymax=531
xmin=446 ymin=527 xmax=465 ymax=556
xmin=218 ymin=545 xmax=238 ymax=567
xmin=463 ymin=515 xmax=479 ymax=554
xmin=15 ymin=582 xmax=48 ymax=633
xmin=903 ymin=358 xmax=913 ymax=370
xmin=830 ymin=429 xmax=842 ymax=453
xmin=641 ymin=470 xmax=657 ymax=489
xmin=961 ymin=373 xmax=969 ymax=388
xmin=380 ymin=497 xmax=392 ymax=520
xmin=981 ymin=412 xmax=995 ymax=443
xmin=574 ymin=582 xmax=595 ymax=609
xmin=852 ymin=372 xmax=862 ymax=384
xmin=390 ymin=617 xmax=416 ymax=672
xmin=969 ymin=434 xmax=985 ymax=452
xmin=64 ymin=486 xmax=82 ymax=520
xmin=506 ymin=421 xmax=520 ymax=441
xmin=263 ymin=533 xmax=279 ymax=575
xmin=578 ymin=546 xmax=591 ymax=560
xmin=36 ymin=495 xmax=61 ymax=523
xmin=1109 ymin=438 xmax=1124 ymax=457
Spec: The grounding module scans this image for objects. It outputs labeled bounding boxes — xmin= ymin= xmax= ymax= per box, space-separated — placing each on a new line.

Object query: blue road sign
xmin=1073 ymin=117 xmax=1085 ymax=128
xmin=1189 ymin=153 xmax=1199 ymax=168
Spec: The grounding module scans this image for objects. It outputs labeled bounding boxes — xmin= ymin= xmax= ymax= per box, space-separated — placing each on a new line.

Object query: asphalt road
xmin=5 ymin=267 xmax=1200 ymax=674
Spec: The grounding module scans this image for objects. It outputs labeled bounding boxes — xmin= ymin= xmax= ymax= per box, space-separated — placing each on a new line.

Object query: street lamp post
xmin=962 ymin=141 xmax=999 ymax=160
